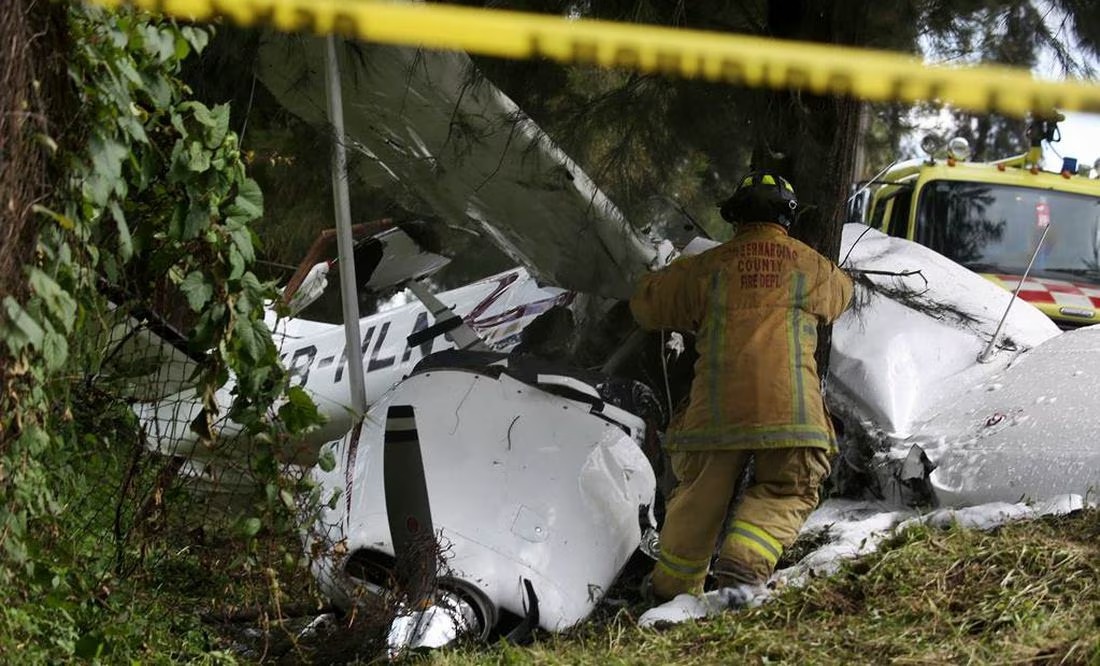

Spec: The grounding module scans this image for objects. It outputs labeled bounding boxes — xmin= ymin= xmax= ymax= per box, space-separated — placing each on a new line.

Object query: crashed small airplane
xmin=103 ymin=30 xmax=1100 ymax=651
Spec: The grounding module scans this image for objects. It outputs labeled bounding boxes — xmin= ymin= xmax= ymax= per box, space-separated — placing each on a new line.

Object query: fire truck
xmin=852 ymin=116 xmax=1100 ymax=329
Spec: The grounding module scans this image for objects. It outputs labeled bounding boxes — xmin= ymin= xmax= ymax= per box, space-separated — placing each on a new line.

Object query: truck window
xmin=915 ymin=179 xmax=1100 ymax=285
xmin=869 ymin=197 xmax=887 ymax=229
xmin=868 ymin=187 xmax=913 ymax=237
xmin=886 ymin=190 xmax=913 ymax=238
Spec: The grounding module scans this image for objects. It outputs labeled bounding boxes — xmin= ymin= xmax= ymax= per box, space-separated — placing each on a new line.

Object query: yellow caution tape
xmin=89 ymin=0 xmax=1100 ymax=117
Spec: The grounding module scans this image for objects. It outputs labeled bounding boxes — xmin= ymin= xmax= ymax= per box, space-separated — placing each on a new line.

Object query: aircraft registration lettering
xmin=334 ymin=325 xmax=376 ymax=383
xmin=321 ymin=313 xmax=439 ymax=386
xmin=280 ymin=270 xmax=533 ymax=389
xmin=288 ymin=345 xmax=318 ymax=386
xmin=401 ymin=311 xmax=433 ymax=363
xmin=367 ymin=322 xmax=397 ymax=372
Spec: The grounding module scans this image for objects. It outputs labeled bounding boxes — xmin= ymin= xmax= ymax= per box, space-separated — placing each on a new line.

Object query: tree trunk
xmin=752 ymin=0 xmax=865 ymax=259
xmin=751 ymin=0 xmax=867 ymax=372
xmin=0 ymin=0 xmax=70 ymax=444
xmin=1 ymin=0 xmax=49 ymax=304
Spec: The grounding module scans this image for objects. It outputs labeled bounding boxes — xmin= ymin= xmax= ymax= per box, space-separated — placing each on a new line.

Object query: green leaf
xmin=102 ymin=253 xmax=119 ymax=284
xmin=317 ymin=447 xmax=337 ymax=473
xmin=89 ymin=135 xmax=127 ymax=189
xmin=229 ymin=178 xmax=263 ymax=222
xmin=240 ymin=517 xmax=262 ymax=539
xmin=183 ymin=101 xmax=216 ymax=128
xmin=28 ymin=269 xmax=77 ymax=332
xmin=109 ymin=201 xmax=133 ymax=261
xmin=167 ymin=201 xmax=185 ymax=238
xmin=74 ymin=632 xmax=109 ymax=660
xmin=205 ymin=103 xmax=231 ymax=149
xmin=180 ymin=26 xmax=210 ymax=54
xmin=106 ymin=23 xmax=128 ymax=49
xmin=84 ymin=173 xmax=114 ymax=208
xmin=174 ymin=34 xmax=191 ymax=61
xmin=233 ymin=317 xmax=262 ymax=362
xmin=169 ymin=110 xmax=187 ymax=139
xmin=42 ymin=329 xmax=69 ymax=371
xmin=142 ymin=69 xmax=173 ymax=108
xmin=141 ymin=24 xmax=176 ymax=63
xmin=228 ymin=245 xmax=245 ymax=281
xmin=119 ymin=110 xmax=148 ymax=145
xmin=115 ymin=58 xmax=143 ymax=86
xmin=135 ymin=147 xmax=157 ymax=189
xmin=180 ymin=271 xmax=213 ymax=311
xmin=182 ymin=203 xmax=209 ymax=239
xmin=186 ymin=140 xmax=211 ymax=173
xmin=1 ymin=297 xmax=45 ymax=352
xmin=278 ymin=386 xmax=323 ymax=435
xmin=227 ymin=220 xmax=256 ymax=263
xmin=237 ymin=272 xmax=264 ymax=313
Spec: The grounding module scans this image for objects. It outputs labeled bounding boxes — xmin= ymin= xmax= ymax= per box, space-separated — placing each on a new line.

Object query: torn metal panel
xmin=366 ymin=227 xmax=451 ymax=290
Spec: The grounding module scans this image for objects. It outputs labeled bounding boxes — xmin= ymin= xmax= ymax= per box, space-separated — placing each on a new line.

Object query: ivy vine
xmin=0 ymin=1 xmax=322 ymax=642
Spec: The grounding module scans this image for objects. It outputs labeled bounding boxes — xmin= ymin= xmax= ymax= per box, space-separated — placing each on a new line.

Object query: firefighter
xmin=631 ymin=172 xmax=853 ymax=603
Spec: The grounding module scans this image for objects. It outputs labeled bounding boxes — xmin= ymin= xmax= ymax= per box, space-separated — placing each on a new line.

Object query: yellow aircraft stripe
xmin=87 ymin=0 xmax=1100 ymax=117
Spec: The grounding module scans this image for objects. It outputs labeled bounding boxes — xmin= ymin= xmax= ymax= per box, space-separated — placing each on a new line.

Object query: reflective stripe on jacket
xmin=630 ymin=223 xmax=853 ymax=452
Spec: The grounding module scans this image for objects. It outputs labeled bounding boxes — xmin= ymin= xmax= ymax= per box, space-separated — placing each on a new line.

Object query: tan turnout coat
xmin=631 ymin=222 xmax=853 ymax=452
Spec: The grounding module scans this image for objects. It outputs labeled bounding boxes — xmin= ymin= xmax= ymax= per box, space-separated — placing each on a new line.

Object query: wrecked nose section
xmin=311 ymin=354 xmax=658 ymax=641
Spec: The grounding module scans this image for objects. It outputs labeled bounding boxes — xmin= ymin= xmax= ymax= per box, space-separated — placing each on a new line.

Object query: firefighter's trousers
xmin=651 ymin=447 xmax=831 ymax=601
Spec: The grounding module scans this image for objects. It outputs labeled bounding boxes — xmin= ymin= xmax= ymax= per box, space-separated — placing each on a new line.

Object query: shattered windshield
xmin=915 ymin=180 xmax=1100 ymax=285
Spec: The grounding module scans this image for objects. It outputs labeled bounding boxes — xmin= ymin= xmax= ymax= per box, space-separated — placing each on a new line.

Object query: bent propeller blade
xmin=383 ymin=404 xmax=438 ymax=604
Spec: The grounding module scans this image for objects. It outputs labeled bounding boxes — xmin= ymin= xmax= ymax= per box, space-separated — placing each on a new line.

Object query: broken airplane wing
xmin=255 ymin=35 xmax=668 ymax=300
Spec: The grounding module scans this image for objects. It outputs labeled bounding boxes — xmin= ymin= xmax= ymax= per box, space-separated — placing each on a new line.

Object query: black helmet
xmin=719 ymin=171 xmax=798 ymax=227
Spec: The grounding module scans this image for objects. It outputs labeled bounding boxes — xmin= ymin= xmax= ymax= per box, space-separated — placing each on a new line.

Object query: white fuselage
xmin=135 ymin=267 xmax=573 ymax=466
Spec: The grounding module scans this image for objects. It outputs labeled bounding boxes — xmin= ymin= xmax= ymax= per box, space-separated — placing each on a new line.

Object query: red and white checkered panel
xmin=993 ymin=274 xmax=1100 ymax=310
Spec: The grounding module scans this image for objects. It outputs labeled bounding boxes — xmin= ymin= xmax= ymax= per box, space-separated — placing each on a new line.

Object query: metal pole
xmin=323 ymin=35 xmax=368 ymax=414
xmin=977 ymin=223 xmax=1051 ymax=363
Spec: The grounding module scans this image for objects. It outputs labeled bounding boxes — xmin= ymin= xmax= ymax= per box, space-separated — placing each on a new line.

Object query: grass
xmin=12 ymin=434 xmax=1096 ymax=666
xmin=428 ymin=508 xmax=1100 ymax=666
